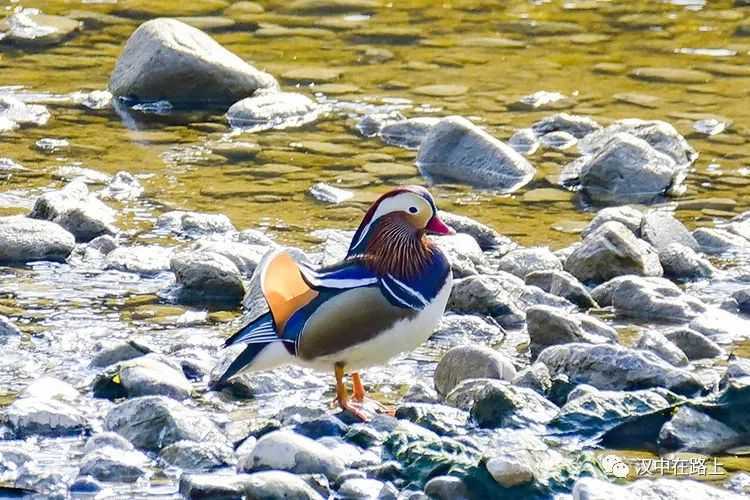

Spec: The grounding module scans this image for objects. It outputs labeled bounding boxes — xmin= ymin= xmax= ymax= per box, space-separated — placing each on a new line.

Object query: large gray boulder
xmin=109 ymin=18 xmax=277 ymax=105
xmin=94 ymin=354 xmax=193 ymax=400
xmin=179 ymin=471 xmax=323 ymax=500
xmin=29 ymin=181 xmax=116 ymax=242
xmin=0 ymin=11 xmax=81 ymax=48
xmin=0 ymin=216 xmax=75 ymax=264
xmin=170 ymin=251 xmax=245 ymax=303
xmin=526 ymin=306 xmax=616 ymax=358
xmin=226 ymin=91 xmax=320 ymax=132
xmin=104 ymin=396 xmax=226 ymax=451
xmin=659 ymin=243 xmax=714 ymax=280
xmin=664 ymin=328 xmax=723 ymax=361
xmin=5 ymin=396 xmax=87 ymax=438
xmin=658 ymin=406 xmax=741 ymax=455
xmin=640 ymin=210 xmax=698 ymax=252
xmin=497 ymin=247 xmax=562 ymax=279
xmin=635 ymin=330 xmax=688 ymax=367
xmin=434 ymin=344 xmax=516 ymax=397
xmin=581 ymin=206 xmax=643 ymax=238
xmin=592 ymin=276 xmax=706 ymax=322
xmin=416 ymin=116 xmax=535 ymax=191
xmin=564 ymin=221 xmax=662 ymax=283
xmin=577 ymin=133 xmax=684 ymax=204
xmin=537 ymin=343 xmax=703 ymax=395
xmin=239 ymin=430 xmax=345 ymax=481
xmin=470 ymin=380 xmax=559 ymax=429
xmin=525 ymin=270 xmax=597 ymax=309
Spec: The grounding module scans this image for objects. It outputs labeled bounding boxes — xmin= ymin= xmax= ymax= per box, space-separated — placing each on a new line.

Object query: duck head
xmin=347 ymin=186 xmax=454 ymax=276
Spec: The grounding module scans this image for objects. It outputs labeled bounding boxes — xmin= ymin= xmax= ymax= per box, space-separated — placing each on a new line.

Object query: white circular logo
xmin=600 ymin=454 xmax=629 ymax=478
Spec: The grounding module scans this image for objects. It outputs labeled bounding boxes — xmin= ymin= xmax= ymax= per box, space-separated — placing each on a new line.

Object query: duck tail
xmin=210 ymin=313 xmax=278 ymax=390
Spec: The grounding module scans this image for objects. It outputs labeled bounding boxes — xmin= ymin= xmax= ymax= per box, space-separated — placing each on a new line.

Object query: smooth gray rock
xmin=444 ymin=378 xmax=496 ymax=411
xmin=106 ymin=245 xmax=173 ymax=275
xmin=239 ymin=430 xmax=345 ymax=481
xmin=338 ymin=478 xmax=396 ymax=499
xmin=526 ymin=306 xmax=617 ymax=358
xmin=402 ymin=381 xmax=440 ymax=404
xmin=635 ymin=330 xmax=688 ymax=367
xmin=664 ymin=328 xmax=723 ymax=361
xmin=733 ymin=288 xmax=750 ymax=314
xmin=578 ymin=132 xmax=683 ymax=204
xmin=416 ymin=116 xmax=535 ymax=191
xmin=572 ymin=476 xmax=743 ymax=500
xmin=179 ymin=471 xmax=323 ymax=500
xmin=581 ymin=206 xmax=644 ymax=238
xmin=470 ymin=380 xmax=559 ymax=429
xmin=437 ymin=211 xmax=513 ymax=251
xmin=551 ymin=387 xmax=671 ymax=435
xmin=659 ymin=243 xmax=714 ymax=280
xmin=380 ymin=117 xmax=440 ymax=149
xmin=99 ymin=171 xmax=144 ymax=201
xmin=18 ymin=377 xmax=78 ymax=402
xmin=0 ymin=11 xmax=80 ymax=47
xmin=511 ymin=363 xmax=552 ymax=396
xmin=565 ymin=221 xmax=662 ymax=283
xmin=0 ymin=315 xmax=21 ymax=344
xmin=6 ymin=397 xmax=87 ymax=438
xmin=227 ymin=91 xmax=320 ymax=132
xmin=525 ymin=270 xmax=597 ymax=309
xmin=14 ymin=462 xmax=69 ymax=499
xmin=309 ymin=183 xmax=354 ymax=204
xmin=87 ymin=234 xmax=118 ymax=255
xmin=106 ymin=354 xmax=193 ymax=400
xmin=693 ymin=227 xmax=750 ymax=255
xmin=486 ymin=455 xmax=535 ymax=487
xmin=90 ymin=339 xmax=153 ymax=368
xmin=497 ymin=247 xmax=562 ymax=279
xmin=0 ymin=96 xmax=49 ymax=133
xmin=431 ymin=314 xmax=504 ymax=347
xmin=538 ymin=343 xmax=703 ymax=395
xmin=658 ymin=406 xmax=741 ymax=455
xmin=29 ymin=181 xmax=116 ymax=242
xmin=592 ymin=275 xmax=705 ymax=321
xmin=157 ymin=210 xmax=235 ymax=238
xmin=531 ymin=113 xmax=601 ymax=139
xmin=640 ymin=211 xmax=698 ymax=252
xmin=104 ymin=396 xmax=226 ymax=451
xmin=540 ymin=130 xmax=577 ymax=150
xmin=579 ymin=119 xmax=698 ymax=167
xmin=79 ymin=446 xmax=149 ymax=482
xmin=171 ymin=251 xmax=245 ymax=303
xmin=0 ymin=216 xmax=75 ymax=263
xmin=424 ymin=475 xmax=469 ymax=500
xmin=434 ymin=345 xmax=516 ymax=397
xmin=160 ymin=440 xmax=235 ymax=471
xmin=192 ymin=240 xmax=267 ymax=276
xmin=448 ymin=274 xmax=526 ymax=327
xmin=110 ymin=18 xmax=277 ymax=105
xmin=84 ymin=432 xmax=134 ymax=454
xmin=508 ymin=128 xmax=540 ymax=156
xmin=434 ymin=233 xmax=487 ymax=277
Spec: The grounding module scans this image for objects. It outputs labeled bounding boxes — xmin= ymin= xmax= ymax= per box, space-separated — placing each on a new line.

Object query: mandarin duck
xmin=213 ymin=186 xmax=454 ymax=419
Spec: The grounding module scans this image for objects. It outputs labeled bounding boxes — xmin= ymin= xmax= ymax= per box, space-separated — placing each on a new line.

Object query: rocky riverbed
xmin=4 ymin=1 xmax=750 ymax=499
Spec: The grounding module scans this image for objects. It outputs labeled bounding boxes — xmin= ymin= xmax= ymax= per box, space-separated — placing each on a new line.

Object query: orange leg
xmin=352 ymin=372 xmax=366 ymax=401
xmin=351 ymin=371 xmax=394 ymax=415
xmin=334 ymin=364 xmax=369 ymax=421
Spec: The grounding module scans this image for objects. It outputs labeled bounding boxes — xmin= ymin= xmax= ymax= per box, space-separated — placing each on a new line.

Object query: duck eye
xmin=408 ymin=206 xmax=418 ymax=214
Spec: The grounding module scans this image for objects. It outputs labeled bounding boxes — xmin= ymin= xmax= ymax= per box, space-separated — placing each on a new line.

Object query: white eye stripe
xmin=351 ymin=193 xmax=433 ymax=250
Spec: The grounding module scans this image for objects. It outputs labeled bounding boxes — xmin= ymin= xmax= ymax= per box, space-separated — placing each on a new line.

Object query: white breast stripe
xmin=386 ymin=274 xmax=428 ymax=306
xmin=380 ymin=278 xmax=415 ymax=308
xmin=316 ymin=277 xmax=378 ymax=288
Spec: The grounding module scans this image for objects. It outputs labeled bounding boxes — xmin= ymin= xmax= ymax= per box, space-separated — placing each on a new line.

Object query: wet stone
xmin=630 ymin=67 xmax=713 ymax=84
xmin=106 ymin=245 xmax=173 ymax=275
xmin=84 ymin=432 xmax=135 ymax=454
xmin=157 ymin=211 xmax=235 ymax=238
xmin=227 ymin=91 xmax=320 ymax=132
xmin=171 ymin=251 xmax=245 ymax=304
xmin=95 ymin=354 xmax=193 ymax=400
xmin=79 ymin=446 xmax=150 ymax=483
xmin=540 ymin=131 xmax=577 ymax=150
xmin=659 ymin=243 xmax=715 ymax=280
xmin=664 ymin=328 xmax=723 ymax=361
xmin=6 ymin=397 xmax=87 ymax=438
xmin=635 ymin=330 xmax=688 ymax=367
xmin=613 ymin=92 xmax=660 ymax=109
xmin=658 ymin=406 xmax=741 ymax=455
xmin=509 ymin=91 xmax=573 ymax=111
xmin=525 ymin=270 xmax=596 ymax=309
xmin=582 ymin=206 xmax=644 ymax=238
xmin=497 ymin=247 xmax=562 ymax=279
xmin=179 ymin=471 xmax=323 ymax=500
xmin=0 ymin=215 xmax=75 ymax=264
xmin=434 ymin=344 xmax=516 ymax=397
xmin=437 ymin=211 xmax=513 ymax=251
xmin=379 ymin=117 xmax=440 ymax=149
xmin=527 ymin=305 xmax=617 ymax=358
xmin=538 ymin=343 xmax=703 ymax=395
xmin=531 ymin=113 xmax=601 ymax=139
xmin=160 ymin=440 xmax=235 ymax=471
xmin=105 ymin=396 xmax=227 ymax=451
xmin=693 ymin=227 xmax=750 ymax=254
xmin=417 ymin=116 xmax=535 ymax=191
xmin=0 ymin=11 xmax=81 ymax=47
xmin=109 ymin=18 xmax=276 ymax=105
xmin=470 ymin=380 xmax=559 ymax=429
xmin=508 ymin=128 xmax=540 ymax=155
xmin=565 ymin=221 xmax=662 ymax=283
xmin=640 ymin=210 xmax=698 ymax=252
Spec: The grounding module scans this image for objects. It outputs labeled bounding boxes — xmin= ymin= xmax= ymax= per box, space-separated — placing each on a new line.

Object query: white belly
xmin=298 ymin=274 xmax=453 ymax=372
